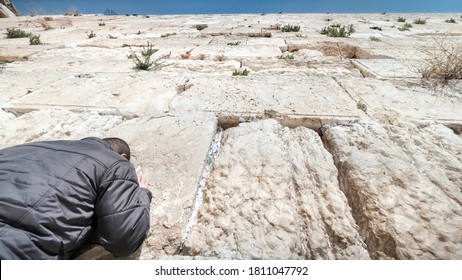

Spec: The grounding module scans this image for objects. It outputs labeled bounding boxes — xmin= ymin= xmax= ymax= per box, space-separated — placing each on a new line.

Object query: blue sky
xmin=14 ymin=0 xmax=462 ymax=15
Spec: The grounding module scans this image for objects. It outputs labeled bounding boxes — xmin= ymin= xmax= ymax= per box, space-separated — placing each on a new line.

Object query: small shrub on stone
xmin=398 ymin=23 xmax=413 ymax=31
xmin=369 ymin=36 xmax=381 ymax=42
xmin=397 ymin=17 xmax=406 ymax=22
xmin=87 ymin=30 xmax=96 ymax=38
xmin=29 ymin=34 xmax=42 ymax=45
xmin=281 ymin=24 xmax=301 ymax=32
xmin=161 ymin=33 xmax=177 ymax=38
xmin=232 ymin=68 xmax=250 ymax=76
xmin=194 ymin=24 xmax=208 ymax=31
xmin=320 ymin=24 xmax=355 ymax=37
xmin=227 ymin=41 xmax=241 ymax=46
xmin=420 ymin=40 xmax=462 ymax=86
xmin=414 ymin=18 xmax=427 ymax=24
xmin=130 ymin=42 xmax=166 ymax=71
xmin=445 ymin=18 xmax=456 ymax=24
xmin=369 ymin=26 xmax=382 ymax=31
xmin=131 ymin=42 xmax=156 ymax=70
xmin=6 ymin=28 xmax=31 ymax=38
xmin=279 ymin=53 xmax=294 ymax=60
xmin=357 ymin=101 xmax=367 ymax=113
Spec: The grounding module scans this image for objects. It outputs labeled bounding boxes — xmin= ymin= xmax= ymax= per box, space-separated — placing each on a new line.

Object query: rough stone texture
xmin=0 ymin=109 xmax=122 ymax=147
xmin=104 ymin=114 xmax=218 ymax=258
xmin=335 ymin=78 xmax=462 ymax=125
xmin=323 ymin=120 xmax=462 ymax=259
xmin=182 ymin=120 xmax=370 ymax=259
xmin=170 ymin=75 xmax=363 ymax=118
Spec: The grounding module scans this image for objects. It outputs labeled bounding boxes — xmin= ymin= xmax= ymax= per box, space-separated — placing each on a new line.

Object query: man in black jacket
xmin=0 ymin=137 xmax=152 ymax=259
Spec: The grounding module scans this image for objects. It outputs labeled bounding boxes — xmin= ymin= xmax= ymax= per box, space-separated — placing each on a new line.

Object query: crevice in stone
xmin=332 ymin=77 xmax=370 ymax=117
xmin=1 ymin=106 xmax=140 ymax=121
xmin=446 ymin=123 xmax=462 ymax=135
xmin=350 ymin=60 xmax=375 ymax=78
xmin=1 ymin=108 xmax=22 ymax=117
xmin=176 ymin=127 xmax=223 ymax=255
xmin=319 ymin=129 xmax=373 ymax=259
xmin=287 ymin=42 xmax=391 ymax=60
xmin=0 ymin=56 xmax=29 ymax=63
xmin=216 ymin=111 xmax=359 ymax=133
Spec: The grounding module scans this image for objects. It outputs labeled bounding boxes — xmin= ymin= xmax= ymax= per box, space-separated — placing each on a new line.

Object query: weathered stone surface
xmin=0 ymin=109 xmax=122 ymax=147
xmin=335 ymin=78 xmax=462 ymax=124
xmin=182 ymin=119 xmax=369 ymax=259
xmin=5 ymin=72 xmax=182 ymax=116
xmin=323 ymin=120 xmax=462 ymax=259
xmin=352 ymin=59 xmax=421 ymax=79
xmin=104 ymin=113 xmax=218 ymax=258
xmin=170 ymin=75 xmax=364 ymax=119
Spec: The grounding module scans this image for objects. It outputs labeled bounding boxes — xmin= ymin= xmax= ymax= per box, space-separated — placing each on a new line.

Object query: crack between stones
xmin=319 ymin=126 xmax=373 ymax=259
xmin=176 ymin=127 xmax=223 ymax=255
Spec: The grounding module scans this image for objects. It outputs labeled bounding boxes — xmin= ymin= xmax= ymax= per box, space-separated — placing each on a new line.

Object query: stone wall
xmin=0 ymin=0 xmax=19 ymax=17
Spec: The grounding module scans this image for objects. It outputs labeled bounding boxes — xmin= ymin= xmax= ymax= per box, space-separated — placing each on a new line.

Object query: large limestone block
xmin=0 ymin=109 xmax=122 ymax=148
xmin=6 ymin=72 xmax=182 ymax=116
xmin=190 ymin=42 xmax=282 ymax=60
xmin=323 ymin=120 xmax=462 ymax=259
xmin=170 ymin=75 xmax=362 ymax=119
xmin=352 ymin=59 xmax=421 ymax=79
xmin=104 ymin=113 xmax=218 ymax=258
xmin=0 ymin=71 xmax=67 ymax=104
xmin=182 ymin=119 xmax=369 ymax=259
xmin=336 ymin=78 xmax=462 ymax=123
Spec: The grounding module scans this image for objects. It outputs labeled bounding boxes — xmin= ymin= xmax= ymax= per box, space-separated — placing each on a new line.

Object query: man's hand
xmin=138 ymin=175 xmax=149 ymax=188
xmin=136 ymin=167 xmax=150 ymax=188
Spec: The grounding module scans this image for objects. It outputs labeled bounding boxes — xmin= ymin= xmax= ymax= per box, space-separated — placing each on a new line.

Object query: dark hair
xmin=103 ymin=137 xmax=131 ymax=161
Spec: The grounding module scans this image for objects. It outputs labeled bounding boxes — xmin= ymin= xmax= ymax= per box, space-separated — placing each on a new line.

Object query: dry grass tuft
xmin=420 ymin=39 xmax=462 ymax=86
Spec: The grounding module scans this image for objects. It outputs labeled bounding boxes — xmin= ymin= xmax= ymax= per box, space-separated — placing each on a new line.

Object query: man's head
xmin=103 ymin=137 xmax=131 ymax=161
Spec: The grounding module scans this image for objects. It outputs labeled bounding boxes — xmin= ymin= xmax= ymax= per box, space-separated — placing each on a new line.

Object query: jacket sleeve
xmin=93 ymin=161 xmax=152 ymax=257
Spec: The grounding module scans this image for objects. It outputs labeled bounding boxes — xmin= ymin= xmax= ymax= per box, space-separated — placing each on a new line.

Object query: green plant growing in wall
xmin=413 ymin=18 xmax=427 ymax=24
xmin=320 ymin=24 xmax=355 ymax=37
xmin=130 ymin=42 xmax=167 ymax=71
xmin=194 ymin=24 xmax=208 ymax=31
xmin=227 ymin=41 xmax=241 ymax=46
xmin=398 ymin=23 xmax=413 ymax=31
xmin=5 ymin=28 xmax=31 ymax=38
xmin=281 ymin=24 xmax=301 ymax=32
xmin=279 ymin=53 xmax=295 ymax=59
xmin=87 ymin=30 xmax=96 ymax=38
xmin=357 ymin=101 xmax=367 ymax=113
xmin=232 ymin=68 xmax=250 ymax=76
xmin=29 ymin=34 xmax=42 ymax=45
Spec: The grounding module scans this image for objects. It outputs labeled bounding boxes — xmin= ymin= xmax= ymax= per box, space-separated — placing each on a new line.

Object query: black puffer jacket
xmin=0 ymin=137 xmax=152 ymax=259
